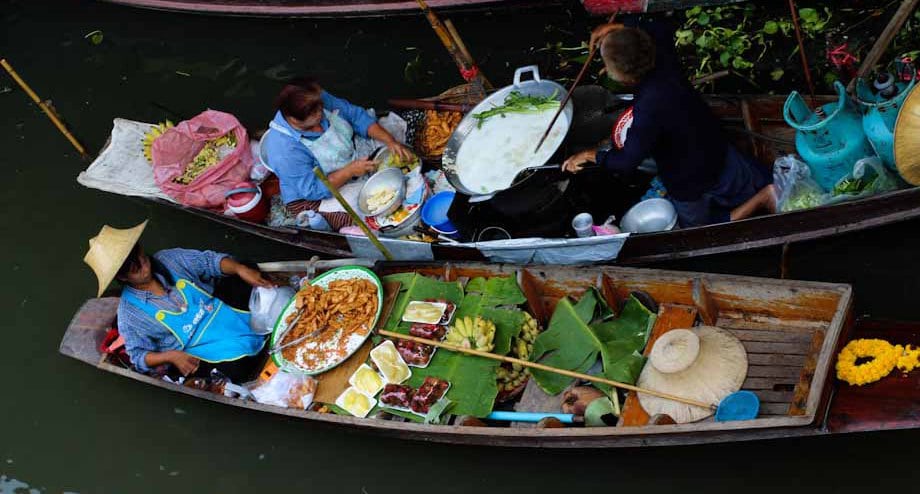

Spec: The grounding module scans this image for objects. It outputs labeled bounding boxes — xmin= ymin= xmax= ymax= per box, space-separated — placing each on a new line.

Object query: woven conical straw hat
xmin=637 ymin=326 xmax=748 ymax=423
xmin=895 ymin=84 xmax=920 ymax=185
xmin=83 ymin=221 xmax=147 ymax=297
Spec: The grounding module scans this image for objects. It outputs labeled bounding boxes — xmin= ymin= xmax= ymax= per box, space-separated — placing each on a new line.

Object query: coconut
xmin=637 ymin=326 xmax=748 ymax=424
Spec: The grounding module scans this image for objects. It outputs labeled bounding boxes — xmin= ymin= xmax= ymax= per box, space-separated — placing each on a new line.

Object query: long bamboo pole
xmin=415 ymin=0 xmax=492 ymax=91
xmin=1 ymin=59 xmax=88 ymax=158
xmin=378 ymin=329 xmax=717 ymax=410
xmin=312 ymin=167 xmax=394 ymax=261
xmin=787 ymin=0 xmax=817 ymax=107
xmin=848 ymin=0 xmax=920 ymax=93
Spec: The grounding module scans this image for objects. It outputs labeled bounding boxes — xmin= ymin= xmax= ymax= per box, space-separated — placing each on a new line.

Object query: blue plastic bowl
xmin=715 ymin=390 xmax=760 ymax=422
xmin=422 ymin=191 xmax=457 ymax=234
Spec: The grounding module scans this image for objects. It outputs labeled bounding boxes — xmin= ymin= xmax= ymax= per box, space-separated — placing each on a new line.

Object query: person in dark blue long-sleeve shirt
xmin=563 ymin=16 xmax=776 ymax=227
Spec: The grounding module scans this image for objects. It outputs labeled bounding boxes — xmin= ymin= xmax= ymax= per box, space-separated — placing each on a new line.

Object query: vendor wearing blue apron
xmin=83 ymin=221 xmax=274 ymax=382
xmin=562 ymin=16 xmax=776 ymax=227
xmin=262 ymin=77 xmax=413 ymax=231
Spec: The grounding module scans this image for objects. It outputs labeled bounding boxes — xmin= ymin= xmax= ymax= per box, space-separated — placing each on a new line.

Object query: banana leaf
xmin=529 ymin=293 xmax=656 ymax=395
xmin=465 ymin=276 xmax=527 ymax=306
xmin=382 ymin=273 xmax=464 ymax=331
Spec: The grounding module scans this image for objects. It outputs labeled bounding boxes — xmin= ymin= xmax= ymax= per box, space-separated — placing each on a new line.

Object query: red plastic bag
xmin=151 ymin=109 xmax=253 ymax=208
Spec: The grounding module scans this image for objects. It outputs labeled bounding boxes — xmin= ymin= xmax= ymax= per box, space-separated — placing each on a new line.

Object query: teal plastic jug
xmin=783 ymin=81 xmax=874 ymax=191
xmin=856 ymin=73 xmax=917 ymax=171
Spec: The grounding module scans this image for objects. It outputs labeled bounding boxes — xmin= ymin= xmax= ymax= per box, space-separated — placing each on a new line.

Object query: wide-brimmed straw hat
xmin=895 ymin=84 xmax=920 ymax=185
xmin=83 ymin=220 xmax=148 ymax=297
xmin=637 ymin=326 xmax=748 ymax=423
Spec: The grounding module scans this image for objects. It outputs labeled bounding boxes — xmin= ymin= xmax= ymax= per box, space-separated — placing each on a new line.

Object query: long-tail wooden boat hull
xmin=62 ymin=259 xmax=917 ymax=448
xmin=99 ymin=0 xmax=542 ymax=17
xmin=82 ymin=92 xmax=920 ymax=264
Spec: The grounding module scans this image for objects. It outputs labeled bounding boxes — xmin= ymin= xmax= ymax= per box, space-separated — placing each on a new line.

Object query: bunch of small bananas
xmin=497 ymin=312 xmax=540 ymax=392
xmin=141 ymin=121 xmax=174 ymax=163
xmin=445 ymin=316 xmax=496 ymax=352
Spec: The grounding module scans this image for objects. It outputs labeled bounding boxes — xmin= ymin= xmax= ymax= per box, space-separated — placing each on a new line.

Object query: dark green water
xmin=2 ymin=1 xmax=919 ymax=492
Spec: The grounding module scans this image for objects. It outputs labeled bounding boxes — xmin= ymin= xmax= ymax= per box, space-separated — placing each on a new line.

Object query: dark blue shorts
xmin=669 ymin=147 xmax=771 ymax=227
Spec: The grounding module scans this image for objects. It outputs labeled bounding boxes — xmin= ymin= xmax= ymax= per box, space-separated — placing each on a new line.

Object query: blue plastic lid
xmin=715 ymin=391 xmax=760 ymax=422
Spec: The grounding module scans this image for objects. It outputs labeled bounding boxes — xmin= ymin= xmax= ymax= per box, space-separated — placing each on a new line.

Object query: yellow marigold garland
xmin=835 ymin=339 xmax=898 ymax=386
xmin=895 ymin=344 xmax=920 ymax=373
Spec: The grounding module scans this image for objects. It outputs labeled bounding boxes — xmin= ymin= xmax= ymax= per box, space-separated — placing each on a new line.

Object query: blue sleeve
xmin=117 ymin=303 xmax=159 ymax=372
xmin=264 ymin=130 xmax=332 ymax=202
xmin=596 ymin=102 xmax=660 ymax=174
xmin=278 ymin=159 xmax=334 ymax=201
xmin=155 ymin=248 xmax=229 ymax=290
xmin=322 ymin=91 xmax=375 ymax=138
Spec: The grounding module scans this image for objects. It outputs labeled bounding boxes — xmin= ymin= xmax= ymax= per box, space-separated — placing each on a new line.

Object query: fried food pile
xmin=418 ymin=110 xmax=462 ymax=157
xmin=280 ymin=278 xmax=379 ymax=370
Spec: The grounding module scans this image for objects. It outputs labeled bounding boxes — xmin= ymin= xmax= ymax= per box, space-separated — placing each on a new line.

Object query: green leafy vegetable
xmin=833 ymin=176 xmax=877 ymax=196
xmin=529 ymin=292 xmax=656 ymax=395
xmin=472 ymin=91 xmax=560 ymax=129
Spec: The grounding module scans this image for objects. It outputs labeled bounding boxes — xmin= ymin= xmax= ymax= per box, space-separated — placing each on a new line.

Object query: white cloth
xmin=77 ymin=119 xmax=175 ymax=202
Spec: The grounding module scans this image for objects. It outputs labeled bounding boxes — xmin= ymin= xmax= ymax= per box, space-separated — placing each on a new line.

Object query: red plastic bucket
xmin=225 ymin=181 xmax=269 ymax=223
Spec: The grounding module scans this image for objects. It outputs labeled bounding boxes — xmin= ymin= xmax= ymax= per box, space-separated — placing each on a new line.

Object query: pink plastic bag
xmin=151 ymin=110 xmax=253 ymax=209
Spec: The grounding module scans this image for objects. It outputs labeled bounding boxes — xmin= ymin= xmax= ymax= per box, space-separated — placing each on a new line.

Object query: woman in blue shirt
xmin=562 ymin=17 xmax=776 ymax=227
xmin=262 ymin=77 xmax=412 ymax=230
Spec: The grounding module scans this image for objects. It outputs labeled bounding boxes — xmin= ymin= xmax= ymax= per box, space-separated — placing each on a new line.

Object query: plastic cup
xmin=572 ymin=213 xmax=595 ymax=238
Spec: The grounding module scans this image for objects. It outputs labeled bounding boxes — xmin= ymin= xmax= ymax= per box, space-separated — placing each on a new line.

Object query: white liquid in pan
xmin=455 ymin=110 xmax=568 ymax=194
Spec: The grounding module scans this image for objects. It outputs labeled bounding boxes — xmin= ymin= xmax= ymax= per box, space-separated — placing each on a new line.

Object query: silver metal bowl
xmin=620 ymin=198 xmax=678 ymax=233
xmin=358 ymin=168 xmax=406 ymax=217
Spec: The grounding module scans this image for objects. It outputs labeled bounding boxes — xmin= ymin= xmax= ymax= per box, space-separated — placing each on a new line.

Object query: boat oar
xmin=378 ymin=329 xmax=716 ymax=411
xmin=1 ymin=58 xmax=88 ymax=158
xmin=312 ymin=167 xmax=394 ymax=261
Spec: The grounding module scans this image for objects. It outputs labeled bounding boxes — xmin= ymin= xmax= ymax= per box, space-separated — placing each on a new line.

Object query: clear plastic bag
xmin=250 ymin=371 xmax=317 ymax=409
xmin=248 ymin=286 xmax=295 ymax=335
xmin=826 ymin=157 xmax=902 ymax=205
xmin=773 ymin=155 xmax=830 ymax=212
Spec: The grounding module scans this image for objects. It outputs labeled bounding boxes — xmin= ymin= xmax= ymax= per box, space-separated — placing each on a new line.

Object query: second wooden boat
xmin=78 ymin=92 xmax=920 ymax=265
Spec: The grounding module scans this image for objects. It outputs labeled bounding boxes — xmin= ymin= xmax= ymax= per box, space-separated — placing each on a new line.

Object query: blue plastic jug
xmin=783 ymin=81 xmax=875 ymax=191
xmin=856 ymin=73 xmax=917 ymax=171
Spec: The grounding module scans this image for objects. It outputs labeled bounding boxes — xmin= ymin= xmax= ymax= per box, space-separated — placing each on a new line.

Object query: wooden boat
xmin=80 ymin=92 xmax=920 ymax=265
xmin=99 ymin=0 xmax=546 ymax=17
xmin=99 ymin=0 xmax=736 ymax=17
xmin=60 ymin=258 xmax=919 ymax=448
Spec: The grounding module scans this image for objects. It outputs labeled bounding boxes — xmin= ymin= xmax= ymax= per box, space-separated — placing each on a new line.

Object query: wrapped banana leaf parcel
xmin=65 ymin=258 xmax=889 ymax=448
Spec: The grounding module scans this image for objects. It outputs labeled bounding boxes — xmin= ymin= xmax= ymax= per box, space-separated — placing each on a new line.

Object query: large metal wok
xmin=441 ymin=65 xmax=574 ymax=200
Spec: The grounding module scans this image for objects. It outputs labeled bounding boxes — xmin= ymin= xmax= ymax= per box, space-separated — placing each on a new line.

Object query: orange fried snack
xmin=418 ymin=110 xmax=462 ymax=157
xmin=280 ymin=278 xmax=379 ymax=369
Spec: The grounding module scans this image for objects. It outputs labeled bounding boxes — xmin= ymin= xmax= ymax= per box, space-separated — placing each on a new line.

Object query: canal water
xmin=2 ymin=1 xmax=917 ymax=492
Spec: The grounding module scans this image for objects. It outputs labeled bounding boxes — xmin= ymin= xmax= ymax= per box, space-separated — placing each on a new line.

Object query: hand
xmin=386 ymin=141 xmax=414 ymax=163
xmin=236 ymin=265 xmax=275 ymax=288
xmin=346 ymin=158 xmax=378 ymax=178
xmin=169 ymin=351 xmax=200 ymax=376
xmin=563 ymin=149 xmax=597 ymax=174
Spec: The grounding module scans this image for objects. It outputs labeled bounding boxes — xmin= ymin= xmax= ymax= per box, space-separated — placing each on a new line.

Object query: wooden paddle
xmin=1 ymin=58 xmax=88 ymax=158
xmin=378 ymin=329 xmax=717 ymax=411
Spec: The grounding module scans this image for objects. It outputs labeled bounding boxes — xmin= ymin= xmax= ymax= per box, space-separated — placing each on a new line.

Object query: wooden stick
xmin=848 ymin=0 xmax=920 ymax=93
xmin=378 ymin=329 xmax=717 ymax=410
xmin=312 ymin=167 xmax=393 ymax=261
xmin=1 ymin=59 xmax=88 ymax=158
xmin=415 ymin=0 xmax=492 ymax=91
xmin=534 ymin=41 xmax=597 ymax=154
xmin=788 ymin=0 xmax=817 ymax=106
xmin=534 ymin=11 xmax=619 ymax=153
